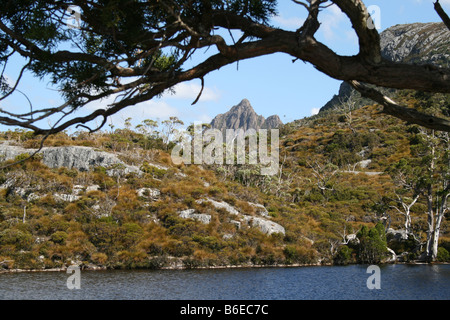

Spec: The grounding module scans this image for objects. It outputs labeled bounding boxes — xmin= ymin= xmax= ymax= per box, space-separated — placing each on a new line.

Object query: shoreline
xmin=0 ymin=263 xmax=323 ymax=274
xmin=2 ymin=260 xmax=447 ymax=274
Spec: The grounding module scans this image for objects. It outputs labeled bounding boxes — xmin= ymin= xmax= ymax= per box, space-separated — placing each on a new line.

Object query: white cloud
xmin=106 ymin=99 xmax=181 ymax=128
xmin=162 ymin=81 xmax=221 ymax=102
xmin=84 ymin=80 xmax=220 ymax=114
xmin=82 ymin=93 xmax=179 ymax=124
xmin=311 ymin=108 xmax=320 ymax=116
xmin=272 ymin=15 xmax=305 ymax=30
xmin=320 ymin=5 xmax=346 ymax=40
xmin=77 ymin=80 xmax=220 ymax=129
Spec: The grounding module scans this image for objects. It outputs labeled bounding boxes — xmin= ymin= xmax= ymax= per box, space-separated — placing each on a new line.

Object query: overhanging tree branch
xmin=0 ymin=0 xmax=449 ymax=136
xmin=350 ymin=80 xmax=450 ymax=132
xmin=435 ymin=0 xmax=450 ymax=30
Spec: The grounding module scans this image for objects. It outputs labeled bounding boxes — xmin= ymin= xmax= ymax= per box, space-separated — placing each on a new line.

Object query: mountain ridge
xmin=210 ymin=99 xmax=283 ymax=132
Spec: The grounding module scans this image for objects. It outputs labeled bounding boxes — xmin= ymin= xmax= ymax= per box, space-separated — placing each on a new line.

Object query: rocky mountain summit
xmin=380 ymin=22 xmax=450 ymax=65
xmin=210 ymin=99 xmax=283 ymax=132
xmin=320 ymin=22 xmax=450 ymax=113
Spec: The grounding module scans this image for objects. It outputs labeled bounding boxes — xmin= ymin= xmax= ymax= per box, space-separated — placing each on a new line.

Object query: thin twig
xmin=191 ymin=77 xmax=204 ymax=105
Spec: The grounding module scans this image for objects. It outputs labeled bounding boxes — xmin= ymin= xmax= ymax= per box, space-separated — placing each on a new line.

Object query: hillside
xmin=0 ymin=84 xmax=449 ymax=272
xmin=1 ymin=19 xmax=450 ymax=270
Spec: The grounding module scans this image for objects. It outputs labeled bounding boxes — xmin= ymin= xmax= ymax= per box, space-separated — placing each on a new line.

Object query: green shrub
xmin=355 ymin=223 xmax=388 ymax=264
xmin=192 ymin=235 xmax=224 ymax=252
xmin=50 ymin=231 xmax=68 ymax=244
xmin=140 ymin=162 xmax=166 ymax=179
xmin=436 ymin=247 xmax=450 ymax=262
xmin=0 ymin=229 xmax=33 ymax=250
xmin=282 ymin=245 xmax=316 ymax=265
xmin=333 ymin=245 xmax=354 ymax=265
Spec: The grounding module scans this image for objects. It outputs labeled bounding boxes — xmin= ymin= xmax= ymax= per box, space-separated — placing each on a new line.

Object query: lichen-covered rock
xmin=248 ymin=202 xmax=269 ymax=217
xmin=0 ymin=144 xmax=31 ymax=160
xmin=195 ymin=198 xmax=285 ymax=235
xmin=242 ymin=215 xmax=285 ymax=236
xmin=53 ymin=193 xmax=80 ymax=202
xmin=0 ymin=143 xmax=140 ymax=175
xmin=196 ymin=198 xmax=239 ymax=215
xmin=73 ymin=185 xmax=84 ymax=195
xmin=26 ymin=193 xmax=42 ymax=202
xmin=137 ymin=188 xmax=160 ymax=199
xmin=230 ymin=220 xmax=241 ymax=229
xmin=86 ymin=185 xmax=101 ymax=192
xmin=41 ymin=146 xmax=140 ymax=174
xmin=179 ymin=209 xmax=211 ymax=224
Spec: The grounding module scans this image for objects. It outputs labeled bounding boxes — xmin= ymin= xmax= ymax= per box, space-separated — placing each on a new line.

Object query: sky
xmin=1 ymin=0 xmax=449 ymax=133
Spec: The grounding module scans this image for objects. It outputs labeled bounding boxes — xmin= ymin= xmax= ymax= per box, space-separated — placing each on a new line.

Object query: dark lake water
xmin=0 ymin=264 xmax=449 ymax=300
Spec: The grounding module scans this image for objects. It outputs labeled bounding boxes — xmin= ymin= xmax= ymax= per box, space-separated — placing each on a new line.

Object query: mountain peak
xmin=238 ymin=98 xmax=251 ymax=106
xmin=210 ymin=99 xmax=282 ymax=132
xmin=229 ymin=98 xmax=254 ymax=113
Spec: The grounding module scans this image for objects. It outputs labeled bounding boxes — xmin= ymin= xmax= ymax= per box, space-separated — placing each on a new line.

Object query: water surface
xmin=1 ymin=264 xmax=449 ymax=300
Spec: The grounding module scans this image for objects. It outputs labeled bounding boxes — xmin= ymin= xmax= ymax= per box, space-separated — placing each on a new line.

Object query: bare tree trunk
xmin=424 ymin=133 xmax=441 ymax=262
xmin=391 ymin=193 xmax=419 ymax=236
xmin=425 ymin=184 xmax=435 ymax=261
xmin=431 ymin=185 xmax=449 ymax=260
xmin=425 ymin=132 xmax=436 ymax=261
xmin=431 ymin=212 xmax=443 ymax=261
xmin=421 ymin=130 xmax=450 ymax=262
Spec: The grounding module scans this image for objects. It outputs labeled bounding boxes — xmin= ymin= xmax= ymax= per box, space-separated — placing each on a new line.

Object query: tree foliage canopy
xmin=1 ymin=0 xmax=450 ymax=135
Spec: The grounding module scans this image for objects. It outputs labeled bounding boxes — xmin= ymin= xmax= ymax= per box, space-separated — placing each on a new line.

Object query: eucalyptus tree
xmin=412 ymin=130 xmax=450 ymax=262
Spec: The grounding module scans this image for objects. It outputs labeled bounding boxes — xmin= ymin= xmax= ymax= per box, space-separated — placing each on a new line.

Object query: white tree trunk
xmin=425 ymin=186 xmax=435 ymax=261
xmin=431 ymin=192 xmax=449 ymax=260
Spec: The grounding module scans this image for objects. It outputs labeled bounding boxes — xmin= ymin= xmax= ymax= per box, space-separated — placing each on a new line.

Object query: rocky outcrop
xmin=319 ymin=22 xmax=450 ymax=113
xmin=0 ymin=180 xmax=103 ymax=203
xmin=380 ymin=22 xmax=450 ymax=65
xmin=53 ymin=193 xmax=80 ymax=203
xmin=42 ymin=146 xmax=140 ymax=174
xmin=210 ymin=99 xmax=282 ymax=132
xmin=137 ymin=188 xmax=161 ymax=200
xmin=0 ymin=143 xmax=142 ymax=175
xmin=248 ymin=202 xmax=269 ymax=217
xmin=191 ymin=197 xmax=285 ymax=236
xmin=242 ymin=215 xmax=286 ymax=236
xmin=196 ymin=198 xmax=240 ymax=215
xmin=178 ymin=209 xmax=212 ymax=224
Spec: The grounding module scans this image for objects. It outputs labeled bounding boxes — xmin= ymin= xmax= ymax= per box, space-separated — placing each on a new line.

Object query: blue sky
xmin=1 ymin=0 xmax=449 ymax=132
